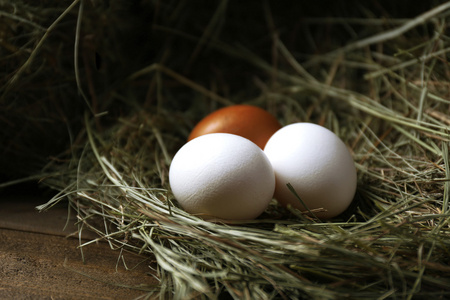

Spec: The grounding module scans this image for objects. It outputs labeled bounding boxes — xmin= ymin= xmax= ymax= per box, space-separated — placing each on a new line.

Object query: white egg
xmin=264 ymin=123 xmax=357 ymax=219
xmin=169 ymin=133 xmax=275 ymax=220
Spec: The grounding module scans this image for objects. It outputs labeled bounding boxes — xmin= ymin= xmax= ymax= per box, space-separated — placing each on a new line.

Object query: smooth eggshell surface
xmin=169 ymin=133 xmax=275 ymax=220
xmin=263 ymin=123 xmax=357 ymax=219
xmin=188 ymin=105 xmax=282 ymax=149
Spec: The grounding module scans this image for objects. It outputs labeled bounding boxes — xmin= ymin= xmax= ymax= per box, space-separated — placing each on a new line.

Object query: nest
xmin=3 ymin=0 xmax=450 ymax=299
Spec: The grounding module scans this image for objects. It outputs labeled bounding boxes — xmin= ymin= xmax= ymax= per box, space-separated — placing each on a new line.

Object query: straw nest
xmin=3 ymin=1 xmax=450 ymax=299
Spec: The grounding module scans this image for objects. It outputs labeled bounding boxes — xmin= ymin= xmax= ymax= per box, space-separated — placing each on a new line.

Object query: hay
xmin=0 ymin=1 xmax=80 ymax=179
xmin=4 ymin=0 xmax=450 ymax=299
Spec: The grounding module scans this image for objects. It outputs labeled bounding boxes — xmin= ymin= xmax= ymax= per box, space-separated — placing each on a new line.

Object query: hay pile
xmin=3 ymin=0 xmax=450 ymax=299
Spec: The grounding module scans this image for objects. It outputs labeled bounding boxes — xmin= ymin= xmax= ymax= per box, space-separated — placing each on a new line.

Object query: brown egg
xmin=188 ymin=105 xmax=282 ymax=149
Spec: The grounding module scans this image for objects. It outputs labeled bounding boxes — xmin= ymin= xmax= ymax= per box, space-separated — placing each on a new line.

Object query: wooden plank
xmin=0 ymin=195 xmax=159 ymax=299
xmin=0 ymin=195 xmax=83 ymax=237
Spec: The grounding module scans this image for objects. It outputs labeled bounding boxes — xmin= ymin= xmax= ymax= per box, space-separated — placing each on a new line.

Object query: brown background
xmin=0 ymin=195 xmax=158 ymax=299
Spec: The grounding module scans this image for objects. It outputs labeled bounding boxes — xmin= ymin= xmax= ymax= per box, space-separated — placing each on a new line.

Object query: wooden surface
xmin=0 ymin=195 xmax=158 ymax=299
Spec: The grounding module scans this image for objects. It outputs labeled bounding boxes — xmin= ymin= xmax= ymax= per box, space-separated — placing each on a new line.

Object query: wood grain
xmin=0 ymin=195 xmax=158 ymax=299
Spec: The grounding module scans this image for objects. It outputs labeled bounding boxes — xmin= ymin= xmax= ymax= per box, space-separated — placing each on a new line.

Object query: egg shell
xmin=263 ymin=122 xmax=357 ymax=219
xmin=188 ymin=104 xmax=282 ymax=149
xmin=169 ymin=133 xmax=275 ymax=220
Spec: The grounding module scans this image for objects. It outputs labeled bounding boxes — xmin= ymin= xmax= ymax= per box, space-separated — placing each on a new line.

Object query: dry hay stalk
xmin=18 ymin=1 xmax=450 ymax=299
